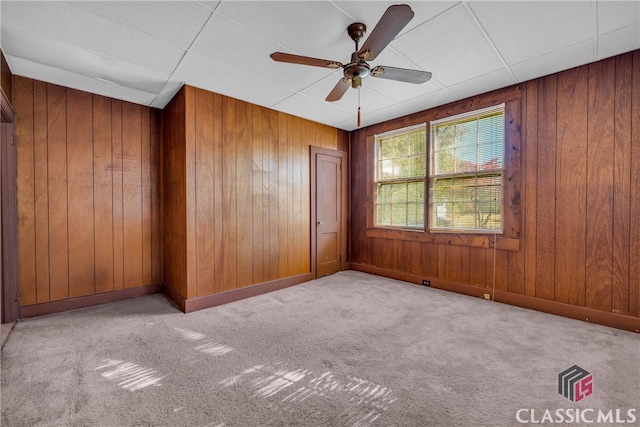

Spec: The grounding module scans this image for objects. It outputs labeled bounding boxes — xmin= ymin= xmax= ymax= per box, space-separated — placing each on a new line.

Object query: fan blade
xmin=357 ymin=4 xmax=414 ymax=61
xmin=371 ymin=66 xmax=432 ymax=84
xmin=270 ymin=52 xmax=342 ymax=69
xmin=326 ymin=78 xmax=350 ymax=102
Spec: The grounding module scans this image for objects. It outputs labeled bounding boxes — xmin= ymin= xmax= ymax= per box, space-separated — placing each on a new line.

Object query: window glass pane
xmin=374 ymin=125 xmax=426 ymax=230
xmin=391 ymin=203 xmax=404 ymax=226
xmin=391 ymin=183 xmax=407 ymax=204
xmin=379 ymin=138 xmax=394 ymax=160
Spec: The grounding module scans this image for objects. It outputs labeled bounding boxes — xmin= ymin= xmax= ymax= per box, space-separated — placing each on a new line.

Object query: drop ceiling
xmin=1 ymin=1 xmax=639 ymax=131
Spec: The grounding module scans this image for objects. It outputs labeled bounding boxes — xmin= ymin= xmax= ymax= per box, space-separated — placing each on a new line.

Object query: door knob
xmin=317 ymin=221 xmax=324 ymax=225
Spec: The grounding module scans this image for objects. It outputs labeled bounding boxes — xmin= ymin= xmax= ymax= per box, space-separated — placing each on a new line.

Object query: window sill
xmin=366 ymin=227 xmax=520 ymax=251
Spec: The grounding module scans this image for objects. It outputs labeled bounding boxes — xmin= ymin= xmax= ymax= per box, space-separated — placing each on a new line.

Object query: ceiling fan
xmin=270 ymin=4 xmax=432 ymax=126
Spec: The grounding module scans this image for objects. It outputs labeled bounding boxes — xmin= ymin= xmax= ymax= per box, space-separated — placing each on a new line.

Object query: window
xmin=429 ymin=104 xmax=505 ymax=233
xmin=374 ymin=124 xmax=426 ymax=229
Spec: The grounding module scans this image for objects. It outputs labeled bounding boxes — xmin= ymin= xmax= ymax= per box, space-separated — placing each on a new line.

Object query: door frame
xmin=310 ymin=146 xmax=348 ymax=278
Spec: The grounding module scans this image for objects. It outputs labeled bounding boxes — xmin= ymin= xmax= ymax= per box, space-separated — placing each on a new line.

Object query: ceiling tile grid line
xmin=64 ymin=0 xmax=211 ymax=52
xmin=151 ymin=2 xmax=219 ymax=107
xmin=464 ymin=2 xmax=518 ymax=83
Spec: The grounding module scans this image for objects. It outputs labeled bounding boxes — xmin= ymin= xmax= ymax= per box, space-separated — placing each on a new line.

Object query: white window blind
xmin=429 ymin=104 xmax=505 ymax=233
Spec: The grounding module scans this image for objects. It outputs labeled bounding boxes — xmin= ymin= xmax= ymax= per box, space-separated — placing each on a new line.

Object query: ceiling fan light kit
xmin=270 ymin=4 xmax=432 ymax=127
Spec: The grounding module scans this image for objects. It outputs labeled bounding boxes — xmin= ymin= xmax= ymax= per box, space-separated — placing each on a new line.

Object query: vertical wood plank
xmin=14 ymin=77 xmax=37 ymax=305
xmin=300 ymin=120 xmax=311 ymax=273
xmin=612 ymin=53 xmax=632 ymax=315
xmin=437 ymin=244 xmax=446 ymax=279
xmin=93 ymin=94 xmax=114 ymax=294
xmin=185 ymin=87 xmax=197 ymax=298
xmin=555 ymin=66 xmax=588 ymax=306
xmin=222 ymin=96 xmax=237 ymax=291
xmin=494 ymin=250 xmax=508 ymax=292
xmin=121 ymin=102 xmax=143 ymax=289
xmin=267 ymin=109 xmax=279 ymax=281
xmin=252 ymin=104 xmax=265 ymax=283
xmin=277 ymin=113 xmax=289 ymax=278
xmin=291 ymin=117 xmax=301 ymax=274
xmin=523 ymin=80 xmax=538 ymax=297
xmin=535 ymin=75 xmax=557 ymax=300
xmin=585 ymin=58 xmax=615 ymax=311
xmin=469 ymin=247 xmax=486 ymax=287
xmin=422 ymin=243 xmax=438 ymax=278
xmin=33 ymin=80 xmax=50 ymax=303
xmin=236 ymin=101 xmax=253 ymax=288
xmin=66 ymin=88 xmax=95 ymax=298
xmin=391 ymin=239 xmax=403 ymax=271
xmin=111 ymin=100 xmax=124 ymax=291
xmin=409 ymin=241 xmax=422 ymax=275
xmin=371 ymin=238 xmax=385 ymax=268
xmin=67 ymin=89 xmax=95 ymax=297
xmin=150 ymin=109 xmax=162 ymax=284
xmin=141 ymin=108 xmax=153 ymax=286
xmin=47 ymin=84 xmax=69 ymax=301
xmin=212 ymin=93 xmax=224 ymax=293
xmin=287 ymin=115 xmax=296 ymax=275
xmin=195 ymin=88 xmax=215 ymax=296
xmin=445 ymin=245 xmax=462 ymax=283
xmin=460 ymin=246 xmax=470 ymax=285
xmin=504 ymin=99 xmax=522 ymax=239
xmin=629 ymin=51 xmax=640 ymax=318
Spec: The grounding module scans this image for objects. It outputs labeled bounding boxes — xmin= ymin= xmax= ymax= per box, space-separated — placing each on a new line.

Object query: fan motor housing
xmin=344 ymin=52 xmax=370 ymax=80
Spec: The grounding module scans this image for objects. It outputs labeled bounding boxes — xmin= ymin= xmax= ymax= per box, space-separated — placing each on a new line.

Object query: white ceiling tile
xmin=393 ymin=4 xmax=504 ymax=87
xmin=360 ymin=103 xmax=412 ymax=128
xmin=301 ymin=78 xmax=394 ymax=113
xmin=173 ymin=51 xmax=296 ymax=108
xmin=597 ymin=0 xmax=639 ymax=35
xmin=215 ymin=1 xmax=354 ymax=61
xmin=510 ymin=39 xmax=594 ymax=83
xmin=597 ymin=23 xmax=640 ymax=60
xmin=2 ymin=25 xmax=169 ymax=94
xmin=273 ymin=93 xmax=353 ymax=126
xmin=192 ymin=13 xmax=335 ymax=92
xmin=400 ymin=89 xmax=456 ymax=116
xmin=6 ymin=55 xmax=158 ymax=105
xmin=469 ymin=1 xmax=594 ymax=66
xmin=1 ymin=1 xmax=186 ymax=75
xmin=448 ymin=68 xmax=517 ymax=100
xmin=196 ymin=1 xmax=222 ymax=12
xmin=69 ymin=1 xmax=213 ymax=49
xmin=332 ymin=1 xmax=460 ymax=39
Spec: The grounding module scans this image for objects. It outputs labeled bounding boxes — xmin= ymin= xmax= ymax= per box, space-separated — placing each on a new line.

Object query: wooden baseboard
xmin=18 ymin=284 xmax=164 ymax=318
xmin=350 ymin=263 xmax=640 ymax=333
xmin=165 ymin=273 xmax=316 ymax=314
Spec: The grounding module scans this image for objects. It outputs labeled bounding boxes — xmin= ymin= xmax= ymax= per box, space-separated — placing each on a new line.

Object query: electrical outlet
xmin=422 ymin=280 xmax=431 ymax=287
xmin=483 ymin=293 xmax=491 ymax=300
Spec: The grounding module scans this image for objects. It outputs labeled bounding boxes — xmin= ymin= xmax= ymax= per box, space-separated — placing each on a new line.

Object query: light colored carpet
xmin=1 ymin=271 xmax=638 ymax=426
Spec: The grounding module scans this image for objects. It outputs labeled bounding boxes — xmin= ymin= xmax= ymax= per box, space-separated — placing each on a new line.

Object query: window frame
xmin=364 ymin=86 xmax=522 ymax=251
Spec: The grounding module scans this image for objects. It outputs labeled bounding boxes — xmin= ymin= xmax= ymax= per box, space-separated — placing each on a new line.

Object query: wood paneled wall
xmin=163 ymin=85 xmax=348 ymax=300
xmin=350 ymin=50 xmax=640 ymax=320
xmin=13 ymin=76 xmax=163 ymax=307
